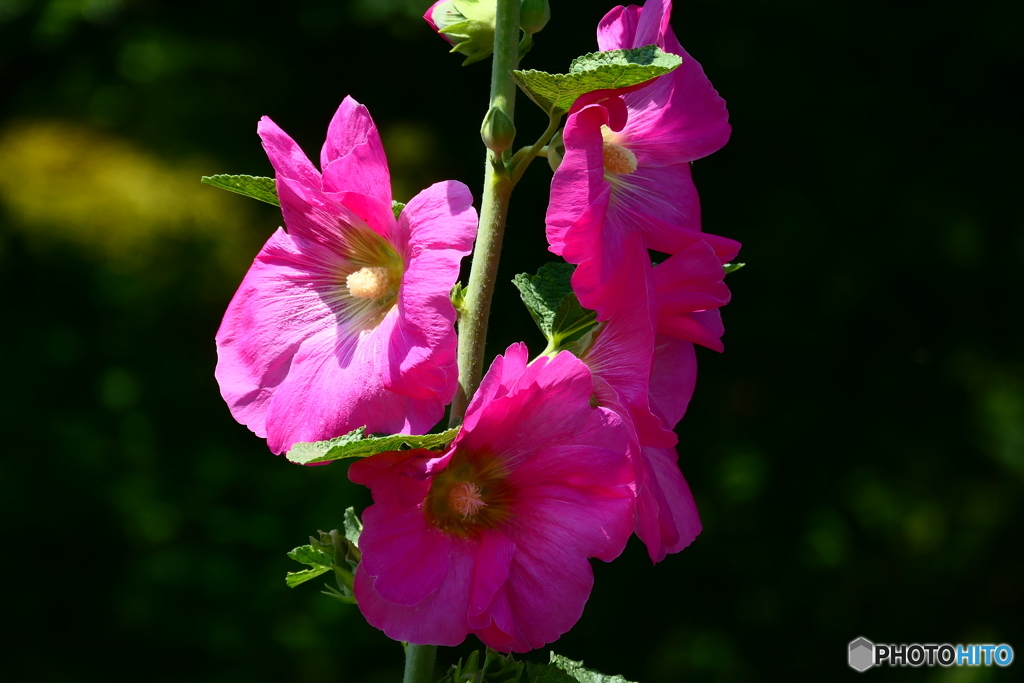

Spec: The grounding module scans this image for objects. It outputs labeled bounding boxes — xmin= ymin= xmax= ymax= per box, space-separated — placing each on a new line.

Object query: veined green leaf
xmin=201 ymin=174 xmax=279 ymax=206
xmin=285 ymin=566 xmax=331 ymax=588
xmin=541 ymin=653 xmax=638 ymax=683
xmin=286 ymin=426 xmax=460 ymax=465
xmin=513 ymin=263 xmax=597 ymax=353
xmin=512 ymin=45 xmax=682 ymax=115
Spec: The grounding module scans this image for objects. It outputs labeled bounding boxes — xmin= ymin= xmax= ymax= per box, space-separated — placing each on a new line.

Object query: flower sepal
xmin=439 ymin=649 xmax=524 ymax=683
xmin=284 ymin=510 xmax=364 ymax=604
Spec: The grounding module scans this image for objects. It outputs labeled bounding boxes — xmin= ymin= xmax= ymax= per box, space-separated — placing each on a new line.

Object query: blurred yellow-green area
xmin=1 ymin=0 xmax=1021 ymax=681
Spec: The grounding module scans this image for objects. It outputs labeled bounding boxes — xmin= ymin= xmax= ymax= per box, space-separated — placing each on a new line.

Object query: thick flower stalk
xmin=350 ymin=344 xmax=635 ymax=652
xmin=215 ymin=97 xmax=477 ymax=454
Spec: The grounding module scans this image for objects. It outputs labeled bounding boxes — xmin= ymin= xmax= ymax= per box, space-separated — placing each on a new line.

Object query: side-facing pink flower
xmin=215 ymin=97 xmax=477 ymax=454
xmin=350 ymin=344 xmax=635 ymax=652
xmin=547 ymin=0 xmax=730 ymax=260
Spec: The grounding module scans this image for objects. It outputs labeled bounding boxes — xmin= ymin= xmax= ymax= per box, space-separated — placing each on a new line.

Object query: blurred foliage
xmin=1 ymin=0 xmax=1022 ymax=681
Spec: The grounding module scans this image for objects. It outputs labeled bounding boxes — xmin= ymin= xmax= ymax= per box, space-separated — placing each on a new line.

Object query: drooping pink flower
xmin=568 ymin=225 xmax=736 ymax=562
xmin=569 ymin=239 xmax=696 ymax=563
xmin=215 ymin=96 xmax=477 ymax=454
xmin=350 ymin=344 xmax=635 ymax=652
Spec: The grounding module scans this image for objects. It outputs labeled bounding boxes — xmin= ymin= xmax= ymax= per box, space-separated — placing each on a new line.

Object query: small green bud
xmin=480 ymin=106 xmax=516 ymax=153
xmin=425 ymin=0 xmax=497 ymax=66
xmin=520 ymin=0 xmax=550 ymax=35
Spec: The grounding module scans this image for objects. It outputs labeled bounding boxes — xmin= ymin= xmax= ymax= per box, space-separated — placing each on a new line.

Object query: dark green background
xmin=2 ymin=0 xmax=1021 ymax=680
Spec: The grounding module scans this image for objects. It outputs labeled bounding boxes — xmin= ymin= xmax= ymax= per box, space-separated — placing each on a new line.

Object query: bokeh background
xmin=2 ymin=0 xmax=1021 ymax=680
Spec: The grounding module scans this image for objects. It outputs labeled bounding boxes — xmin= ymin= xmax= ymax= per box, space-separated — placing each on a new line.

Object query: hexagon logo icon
xmin=849 ymin=637 xmax=875 ymax=672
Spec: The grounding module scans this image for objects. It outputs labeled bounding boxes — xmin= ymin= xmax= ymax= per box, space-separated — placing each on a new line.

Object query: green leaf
xmin=286 ymin=426 xmax=461 ymax=465
xmin=287 ymin=544 xmax=333 ymax=568
xmin=342 ymin=507 xmax=362 ymax=549
xmin=543 ymin=654 xmax=637 ymax=683
xmin=391 ymin=200 xmax=406 ymax=219
xmin=513 ymin=263 xmax=597 ymax=352
xmin=512 ymin=44 xmax=682 ymax=115
xmin=285 ymin=544 xmax=334 ymax=588
xmin=526 ymin=662 xmax=577 ymax=683
xmin=201 ymin=174 xmax=279 ymax=206
xmin=723 ymin=262 xmax=745 ymax=274
xmin=285 ymin=566 xmax=331 ymax=588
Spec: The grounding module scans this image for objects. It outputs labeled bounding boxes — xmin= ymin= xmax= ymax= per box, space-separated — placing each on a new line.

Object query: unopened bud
xmin=520 ymin=0 xmax=550 ymax=35
xmin=423 ymin=0 xmax=497 ymax=66
xmin=480 ymin=106 xmax=516 ymax=152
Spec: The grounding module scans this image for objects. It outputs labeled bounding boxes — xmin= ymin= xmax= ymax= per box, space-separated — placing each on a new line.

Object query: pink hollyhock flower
xmin=547 ymin=0 xmax=730 ymax=262
xmin=215 ymin=97 xmax=477 ymax=454
xmin=349 ymin=344 xmax=635 ymax=652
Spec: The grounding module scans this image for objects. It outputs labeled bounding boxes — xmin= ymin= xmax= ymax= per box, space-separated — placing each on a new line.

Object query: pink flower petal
xmin=385 ymin=181 xmax=476 ymax=400
xmin=457 ymin=352 xmax=619 ymax=463
xmin=262 ymin=309 xmax=426 ymax=453
xmin=635 ymin=444 xmax=701 ymax=562
xmin=320 ymin=96 xmax=392 ymax=204
xmin=467 ymin=530 xmax=516 ymax=628
xmin=215 ymin=228 xmax=344 ymax=440
xmin=605 ymin=160 xmax=703 ymax=244
xmin=648 ymin=335 xmax=697 ymax=428
xmin=257 ymin=116 xmax=321 ymax=188
xmin=354 ymin=552 xmax=475 ymax=647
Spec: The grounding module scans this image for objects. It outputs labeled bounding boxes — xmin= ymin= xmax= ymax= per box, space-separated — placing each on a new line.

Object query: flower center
xmin=346 ymin=266 xmax=395 ymax=299
xmin=449 ymin=481 xmax=487 ymax=518
xmin=424 ymin=451 xmax=512 ymax=536
xmin=601 ymin=125 xmax=637 ymax=175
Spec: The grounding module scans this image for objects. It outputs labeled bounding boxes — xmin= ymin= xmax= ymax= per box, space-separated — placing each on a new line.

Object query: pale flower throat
xmin=346 ymin=266 xmax=395 ymax=299
xmin=601 ymin=125 xmax=637 ymax=175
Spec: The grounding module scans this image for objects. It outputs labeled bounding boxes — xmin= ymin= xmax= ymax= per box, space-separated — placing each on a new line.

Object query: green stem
xmin=509 ymin=112 xmax=561 ymax=186
xmin=448 ymin=0 xmax=522 ymax=426
xmin=403 ymin=643 xmax=436 ymax=683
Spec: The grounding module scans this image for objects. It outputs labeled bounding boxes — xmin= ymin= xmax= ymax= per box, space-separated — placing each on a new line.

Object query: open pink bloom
xmin=350 ymin=344 xmax=635 ymax=652
xmin=215 ymin=97 xmax=477 ymax=454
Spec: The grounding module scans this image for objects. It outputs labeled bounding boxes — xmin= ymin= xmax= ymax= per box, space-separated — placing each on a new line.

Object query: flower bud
xmin=520 ymin=0 xmax=550 ymax=35
xmin=480 ymin=106 xmax=516 ymax=153
xmin=423 ymin=0 xmax=497 ymax=66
